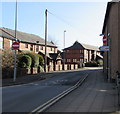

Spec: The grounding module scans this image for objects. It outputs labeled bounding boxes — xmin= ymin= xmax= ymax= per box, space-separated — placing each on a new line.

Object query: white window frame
xmin=0 ymin=37 xmax=3 ymax=49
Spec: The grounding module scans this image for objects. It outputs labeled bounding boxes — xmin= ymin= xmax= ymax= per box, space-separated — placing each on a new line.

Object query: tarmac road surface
xmin=2 ymin=69 xmax=90 ymax=112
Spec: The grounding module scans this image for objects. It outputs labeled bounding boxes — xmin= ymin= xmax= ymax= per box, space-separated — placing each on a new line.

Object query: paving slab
xmin=45 ymin=70 xmax=119 ymax=113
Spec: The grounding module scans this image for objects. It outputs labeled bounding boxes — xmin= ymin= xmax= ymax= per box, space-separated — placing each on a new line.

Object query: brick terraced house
xmin=0 ymin=27 xmax=62 ymax=72
xmin=0 ymin=27 xmax=58 ymax=53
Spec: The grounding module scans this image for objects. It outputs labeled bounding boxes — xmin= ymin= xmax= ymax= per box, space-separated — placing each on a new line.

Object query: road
xmin=45 ymin=69 xmax=118 ymax=113
xmin=2 ymin=69 xmax=91 ymax=112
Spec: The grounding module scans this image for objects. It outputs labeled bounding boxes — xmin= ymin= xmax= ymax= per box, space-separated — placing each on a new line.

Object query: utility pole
xmin=13 ymin=0 xmax=18 ymax=82
xmin=45 ymin=9 xmax=48 ymax=72
xmin=63 ymin=30 xmax=66 ymax=70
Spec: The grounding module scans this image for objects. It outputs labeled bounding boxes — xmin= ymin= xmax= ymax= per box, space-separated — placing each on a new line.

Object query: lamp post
xmin=13 ymin=0 xmax=18 ymax=82
xmin=45 ymin=9 xmax=48 ymax=73
xmin=63 ymin=30 xmax=66 ymax=70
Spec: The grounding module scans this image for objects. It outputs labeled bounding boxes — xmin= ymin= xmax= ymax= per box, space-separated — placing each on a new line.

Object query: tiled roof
xmin=0 ymin=27 xmax=57 ymax=47
xmin=64 ymin=41 xmax=99 ymax=51
xmin=81 ymin=43 xmax=99 ymax=51
xmin=38 ymin=51 xmax=62 ymax=60
xmin=49 ymin=53 xmax=62 ymax=60
xmin=64 ymin=41 xmax=84 ymax=50
xmin=38 ymin=51 xmax=52 ymax=59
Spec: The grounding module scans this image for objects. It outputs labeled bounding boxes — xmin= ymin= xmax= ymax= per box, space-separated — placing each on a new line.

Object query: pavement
xmin=45 ymin=70 xmax=120 ymax=113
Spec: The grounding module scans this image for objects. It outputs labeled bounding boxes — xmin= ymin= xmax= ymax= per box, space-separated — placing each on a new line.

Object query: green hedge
xmin=97 ymin=59 xmax=103 ymax=66
xmin=85 ymin=61 xmax=98 ymax=67
xmin=17 ymin=52 xmax=44 ymax=68
xmin=17 ymin=54 xmax=32 ymax=68
xmin=37 ymin=54 xmax=44 ymax=66
xmin=38 ymin=66 xmax=44 ymax=73
xmin=25 ymin=53 xmax=39 ymax=67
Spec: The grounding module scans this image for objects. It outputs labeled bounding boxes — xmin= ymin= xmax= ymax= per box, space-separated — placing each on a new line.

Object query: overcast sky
xmin=1 ymin=0 xmax=110 ymax=50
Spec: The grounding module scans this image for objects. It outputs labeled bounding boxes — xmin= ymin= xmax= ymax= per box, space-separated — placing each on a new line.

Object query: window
xmin=0 ymin=37 xmax=3 ymax=49
xmin=80 ymin=59 xmax=83 ymax=62
xmin=51 ymin=47 xmax=53 ymax=51
xmin=73 ymin=59 xmax=77 ymax=62
xmin=80 ymin=50 xmax=83 ymax=54
xmin=36 ymin=45 xmax=39 ymax=52
xmin=30 ymin=45 xmax=33 ymax=51
xmin=67 ymin=59 xmax=71 ymax=62
xmin=25 ymin=44 xmax=28 ymax=48
xmin=40 ymin=46 xmax=43 ymax=50
xmin=80 ymin=50 xmax=81 ymax=53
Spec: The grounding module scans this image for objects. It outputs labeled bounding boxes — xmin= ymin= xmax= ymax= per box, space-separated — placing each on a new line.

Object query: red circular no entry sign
xmin=12 ymin=42 xmax=20 ymax=50
xmin=103 ymin=36 xmax=107 ymax=44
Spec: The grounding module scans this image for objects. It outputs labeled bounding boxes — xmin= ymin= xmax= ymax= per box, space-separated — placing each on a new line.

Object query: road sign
xmin=103 ymin=36 xmax=107 ymax=44
xmin=99 ymin=46 xmax=109 ymax=51
xmin=12 ymin=42 xmax=20 ymax=50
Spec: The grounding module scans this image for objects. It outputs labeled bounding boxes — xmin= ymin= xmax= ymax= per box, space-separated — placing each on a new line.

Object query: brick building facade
xmin=0 ymin=27 xmax=58 ymax=54
xmin=0 ymin=27 xmax=63 ymax=72
xmin=102 ymin=1 xmax=120 ymax=80
xmin=0 ymin=27 xmax=78 ymax=72
xmin=63 ymin=41 xmax=102 ymax=65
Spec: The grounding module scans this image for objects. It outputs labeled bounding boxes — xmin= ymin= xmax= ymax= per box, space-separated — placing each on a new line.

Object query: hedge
xmin=2 ymin=49 xmax=14 ymax=68
xmin=17 ymin=52 xmax=44 ymax=68
xmin=37 ymin=54 xmax=44 ymax=66
xmin=38 ymin=66 xmax=44 ymax=73
xmin=97 ymin=59 xmax=103 ymax=66
xmin=17 ymin=54 xmax=32 ymax=68
xmin=85 ymin=61 xmax=98 ymax=67
xmin=25 ymin=53 xmax=39 ymax=67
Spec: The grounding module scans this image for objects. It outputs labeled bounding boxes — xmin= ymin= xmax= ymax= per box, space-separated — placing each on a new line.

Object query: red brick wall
xmin=65 ymin=49 xmax=98 ymax=64
xmin=65 ymin=49 xmax=84 ymax=63
xmin=2 ymin=36 xmax=58 ymax=54
xmin=19 ymin=42 xmax=58 ymax=54
xmin=3 ymin=38 xmax=11 ymax=50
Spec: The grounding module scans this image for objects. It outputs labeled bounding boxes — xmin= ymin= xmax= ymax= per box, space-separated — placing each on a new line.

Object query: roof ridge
xmin=81 ymin=43 xmax=99 ymax=47
xmin=1 ymin=27 xmax=57 ymax=47
xmin=2 ymin=27 xmax=43 ymax=39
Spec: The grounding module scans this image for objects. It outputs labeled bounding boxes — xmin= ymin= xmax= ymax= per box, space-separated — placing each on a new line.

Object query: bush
xmin=85 ymin=61 xmax=98 ymax=67
xmin=25 ymin=53 xmax=39 ymax=67
xmin=38 ymin=66 xmax=44 ymax=73
xmin=17 ymin=54 xmax=32 ymax=68
xmin=2 ymin=50 xmax=14 ymax=68
xmin=37 ymin=54 xmax=44 ymax=66
xmin=97 ymin=59 xmax=103 ymax=66
xmin=2 ymin=67 xmax=14 ymax=79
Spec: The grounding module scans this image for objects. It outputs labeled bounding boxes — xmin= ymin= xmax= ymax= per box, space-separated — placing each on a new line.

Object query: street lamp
xmin=45 ymin=9 xmax=48 ymax=72
xmin=63 ymin=30 xmax=66 ymax=70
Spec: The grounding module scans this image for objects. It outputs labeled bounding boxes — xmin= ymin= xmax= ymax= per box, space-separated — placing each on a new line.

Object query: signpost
xmin=103 ymin=35 xmax=107 ymax=44
xmin=99 ymin=46 xmax=109 ymax=51
xmin=12 ymin=42 xmax=20 ymax=50
xmin=12 ymin=41 xmax=19 ymax=82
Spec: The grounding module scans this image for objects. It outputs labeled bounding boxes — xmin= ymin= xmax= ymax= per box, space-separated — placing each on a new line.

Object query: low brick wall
xmin=2 ymin=67 xmax=14 ymax=79
xmin=71 ymin=64 xmax=74 ymax=70
xmin=2 ymin=63 xmax=79 ymax=79
xmin=2 ymin=67 xmax=31 ymax=79
xmin=48 ymin=65 xmax=53 ymax=72
xmin=17 ymin=67 xmax=31 ymax=77
xmin=74 ymin=64 xmax=78 ymax=69
xmin=31 ymin=67 xmax=38 ymax=74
